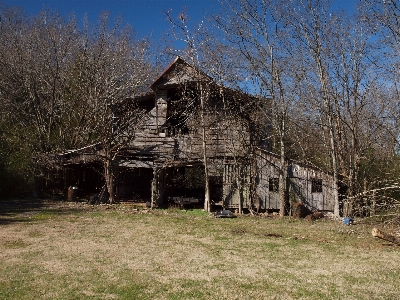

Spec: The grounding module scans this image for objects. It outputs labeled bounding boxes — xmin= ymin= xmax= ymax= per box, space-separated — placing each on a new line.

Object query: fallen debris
xmin=342 ymin=217 xmax=354 ymax=225
xmin=231 ymin=228 xmax=246 ymax=234
xmin=215 ymin=210 xmax=236 ymax=218
xmin=264 ymin=233 xmax=282 ymax=238
xmin=324 ymin=212 xmax=342 ymax=221
xmin=372 ymin=228 xmax=400 ymax=246
xmin=305 ymin=211 xmax=325 ymax=221
xmin=293 ymin=202 xmax=310 ymax=218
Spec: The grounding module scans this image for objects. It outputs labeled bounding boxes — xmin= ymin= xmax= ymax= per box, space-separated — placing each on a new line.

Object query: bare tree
xmin=68 ymin=13 xmax=155 ymax=203
xmin=0 ymin=8 xmax=80 ymax=155
xmin=0 ymin=7 xmax=155 ymax=201
xmin=213 ymin=0 xmax=302 ymax=216
xmin=210 ymin=0 xmax=400 ymax=217
xmin=275 ymin=0 xmax=400 ymax=216
xmin=166 ymin=8 xmax=271 ymax=213
xmin=279 ymin=0 xmax=343 ymax=215
xmin=0 ymin=8 xmax=85 ymax=195
xmin=166 ymin=10 xmax=214 ymax=212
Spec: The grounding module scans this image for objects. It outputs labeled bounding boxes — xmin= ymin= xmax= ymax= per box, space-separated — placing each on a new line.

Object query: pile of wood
xmin=292 ymin=202 xmax=310 ymax=218
xmin=305 ymin=211 xmax=324 ymax=221
xmin=372 ymin=228 xmax=400 ymax=246
xmin=292 ymin=202 xmax=325 ymax=221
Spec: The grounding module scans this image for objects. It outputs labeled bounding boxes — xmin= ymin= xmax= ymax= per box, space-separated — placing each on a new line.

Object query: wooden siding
xmin=223 ymin=164 xmax=251 ymax=208
xmin=289 ymin=164 xmax=335 ymax=211
xmin=256 ymin=149 xmax=336 ymax=211
xmin=256 ymin=154 xmax=281 ymax=210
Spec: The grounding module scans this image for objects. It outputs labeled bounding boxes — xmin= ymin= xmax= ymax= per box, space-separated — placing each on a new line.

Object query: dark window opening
xmin=116 ymin=168 xmax=153 ymax=201
xmin=209 ymin=176 xmax=223 ymax=202
xmin=311 ymin=179 xmax=323 ymax=193
xmin=269 ymin=178 xmax=279 ymax=192
xmin=165 ymin=87 xmax=195 ymax=136
xmin=137 ymin=97 xmax=155 ymax=112
xmin=165 ymin=166 xmax=205 ymax=197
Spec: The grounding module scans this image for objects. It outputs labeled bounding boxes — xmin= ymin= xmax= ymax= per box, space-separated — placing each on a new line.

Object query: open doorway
xmin=116 ymin=167 xmax=153 ymax=202
xmin=164 ymin=165 xmax=205 ymax=208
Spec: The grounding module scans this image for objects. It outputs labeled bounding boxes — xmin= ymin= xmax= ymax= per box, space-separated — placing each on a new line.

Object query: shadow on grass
xmin=0 ymin=198 xmax=87 ymax=225
xmin=0 ymin=197 xmax=44 ymax=212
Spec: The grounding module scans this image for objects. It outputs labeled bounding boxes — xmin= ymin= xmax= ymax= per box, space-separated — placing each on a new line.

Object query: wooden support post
xmin=158 ymin=168 xmax=165 ymax=207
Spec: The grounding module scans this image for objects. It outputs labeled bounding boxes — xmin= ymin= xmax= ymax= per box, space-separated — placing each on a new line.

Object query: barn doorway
xmin=116 ymin=167 xmax=153 ymax=202
xmin=164 ymin=165 xmax=205 ymax=207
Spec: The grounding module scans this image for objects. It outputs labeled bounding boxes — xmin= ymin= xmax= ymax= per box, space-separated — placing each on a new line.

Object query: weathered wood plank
xmin=372 ymin=228 xmax=400 ymax=245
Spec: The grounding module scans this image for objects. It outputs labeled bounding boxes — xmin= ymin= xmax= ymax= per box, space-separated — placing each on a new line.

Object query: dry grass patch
xmin=0 ymin=200 xmax=399 ymax=299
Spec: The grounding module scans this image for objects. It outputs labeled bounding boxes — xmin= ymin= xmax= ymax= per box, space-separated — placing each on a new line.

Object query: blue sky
xmin=2 ymin=0 xmax=357 ymax=40
xmin=1 ymin=0 xmax=221 ymax=39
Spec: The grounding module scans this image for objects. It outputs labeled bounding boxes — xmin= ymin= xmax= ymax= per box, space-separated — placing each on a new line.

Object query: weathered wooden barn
xmin=56 ymin=57 xmax=335 ymax=212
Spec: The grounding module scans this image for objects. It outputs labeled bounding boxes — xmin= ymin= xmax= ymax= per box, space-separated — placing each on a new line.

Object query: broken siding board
xmin=117 ymin=160 xmax=154 ymax=168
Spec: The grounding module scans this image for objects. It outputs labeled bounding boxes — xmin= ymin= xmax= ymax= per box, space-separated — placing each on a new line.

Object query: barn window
xmin=269 ymin=178 xmax=279 ymax=192
xmin=311 ymin=179 xmax=323 ymax=193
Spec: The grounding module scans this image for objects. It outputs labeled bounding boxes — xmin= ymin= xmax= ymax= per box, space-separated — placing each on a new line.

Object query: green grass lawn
xmin=0 ymin=200 xmax=399 ymax=299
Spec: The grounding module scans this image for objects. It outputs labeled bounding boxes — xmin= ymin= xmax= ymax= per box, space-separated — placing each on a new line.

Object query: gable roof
xmin=150 ymin=56 xmax=211 ymax=90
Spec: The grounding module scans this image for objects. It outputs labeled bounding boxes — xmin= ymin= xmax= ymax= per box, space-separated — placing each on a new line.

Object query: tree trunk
xmin=279 ymin=116 xmax=288 ymax=217
xmin=278 ymin=165 xmax=287 ymax=216
xmin=315 ymin=53 xmax=340 ymax=217
xmin=330 ymin=125 xmax=340 ymax=217
xmin=250 ymin=151 xmax=259 ymax=213
xmin=105 ymin=159 xmax=115 ymax=204
xmin=151 ymin=167 xmax=159 ymax=209
xmin=199 ymin=82 xmax=211 ymax=212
